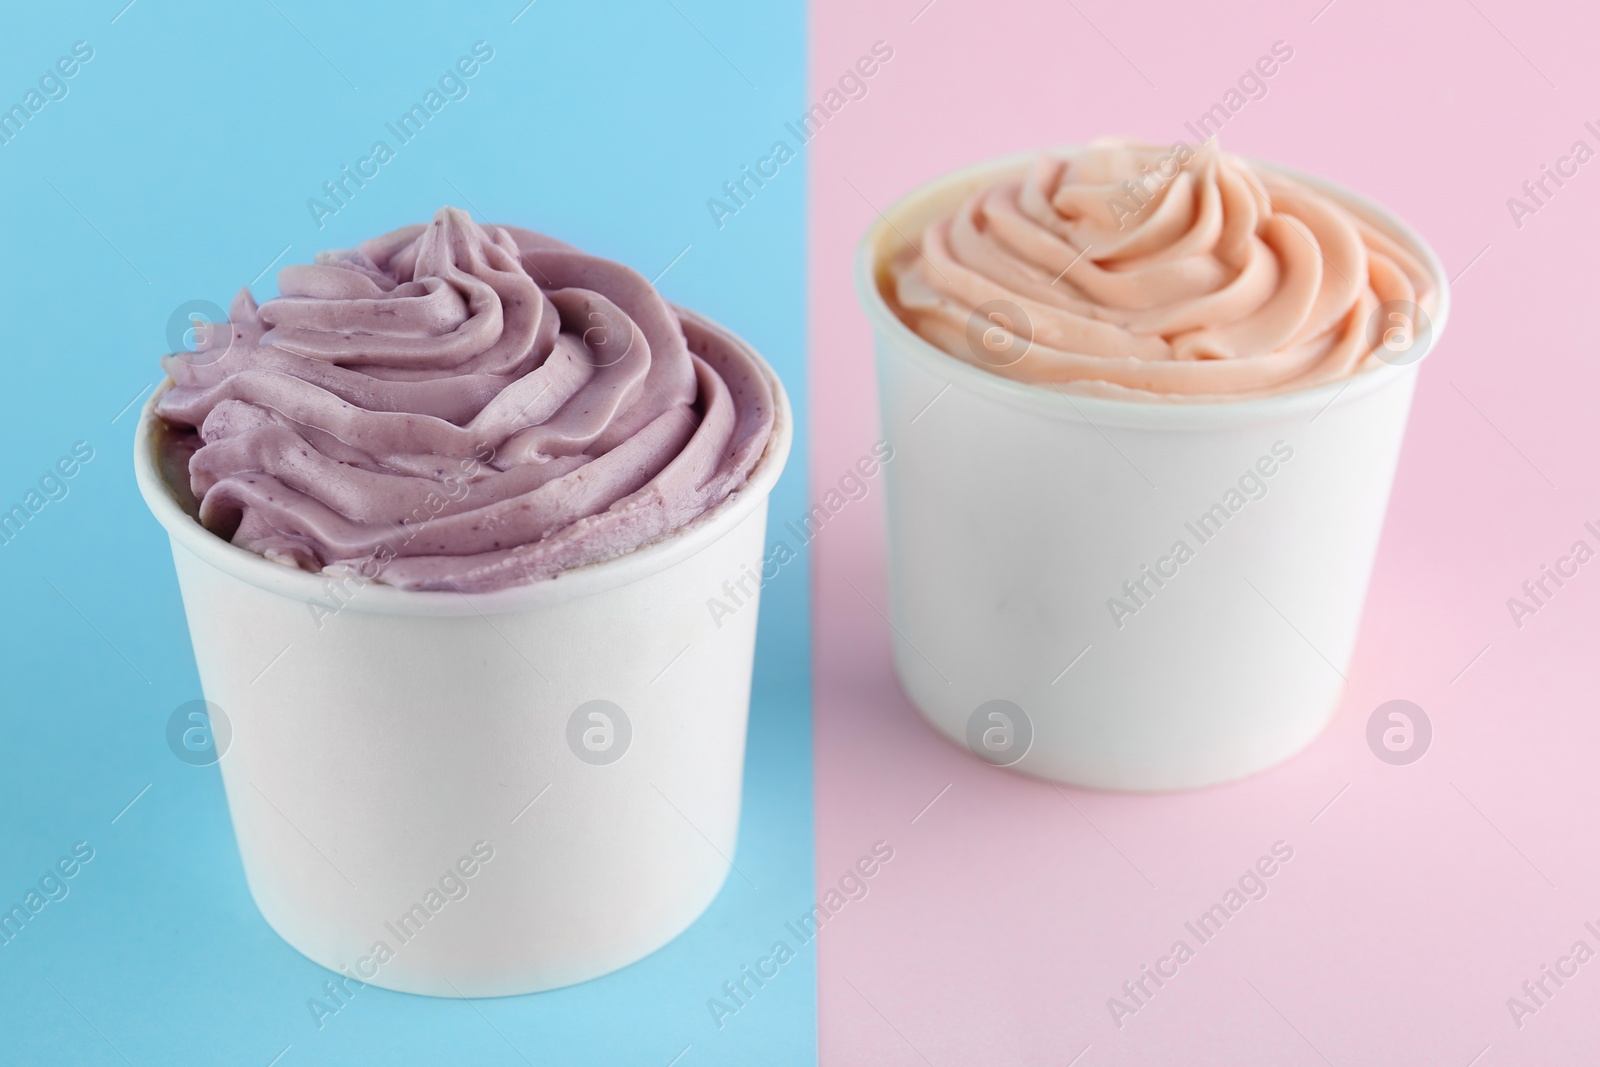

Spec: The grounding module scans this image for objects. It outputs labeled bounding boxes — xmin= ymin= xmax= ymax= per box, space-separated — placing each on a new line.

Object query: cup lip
xmin=854 ymin=145 xmax=1452 ymax=431
xmin=133 ymin=306 xmax=793 ymax=617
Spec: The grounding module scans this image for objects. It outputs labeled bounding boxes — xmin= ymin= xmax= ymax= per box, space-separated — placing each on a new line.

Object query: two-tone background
xmin=3 ymin=0 xmax=1598 ymax=1063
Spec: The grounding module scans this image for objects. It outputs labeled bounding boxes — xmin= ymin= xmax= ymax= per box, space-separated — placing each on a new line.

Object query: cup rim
xmin=854 ymin=144 xmax=1453 ymax=431
xmin=133 ymin=306 xmax=793 ymax=617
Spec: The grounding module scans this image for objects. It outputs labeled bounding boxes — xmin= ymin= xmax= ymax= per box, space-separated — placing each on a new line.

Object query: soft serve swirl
xmin=887 ymin=139 xmax=1437 ymax=399
xmin=156 ymin=208 xmax=776 ymax=592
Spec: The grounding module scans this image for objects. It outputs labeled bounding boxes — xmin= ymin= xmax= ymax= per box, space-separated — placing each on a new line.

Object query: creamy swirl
xmin=156 ymin=208 xmax=776 ymax=592
xmin=887 ymin=139 xmax=1437 ymax=399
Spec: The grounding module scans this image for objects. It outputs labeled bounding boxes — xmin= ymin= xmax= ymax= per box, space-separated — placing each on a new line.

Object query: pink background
xmin=808 ymin=0 xmax=1600 ymax=1063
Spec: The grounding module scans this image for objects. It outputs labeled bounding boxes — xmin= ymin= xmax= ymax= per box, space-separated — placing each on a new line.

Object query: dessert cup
xmin=856 ymin=149 xmax=1449 ymax=791
xmin=135 ymin=309 xmax=791 ymax=995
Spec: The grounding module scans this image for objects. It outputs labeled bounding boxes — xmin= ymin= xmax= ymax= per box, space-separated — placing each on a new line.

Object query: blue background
xmin=0 ymin=2 xmax=812 ymax=1063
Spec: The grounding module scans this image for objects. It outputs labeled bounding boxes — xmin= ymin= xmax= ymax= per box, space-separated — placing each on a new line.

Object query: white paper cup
xmin=857 ymin=150 xmax=1449 ymax=792
xmin=135 ymin=312 xmax=791 ymax=996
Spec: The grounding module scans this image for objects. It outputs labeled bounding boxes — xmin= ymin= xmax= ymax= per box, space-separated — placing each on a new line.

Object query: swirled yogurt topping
xmin=155 ymin=207 xmax=776 ymax=592
xmin=886 ymin=138 xmax=1437 ymax=399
